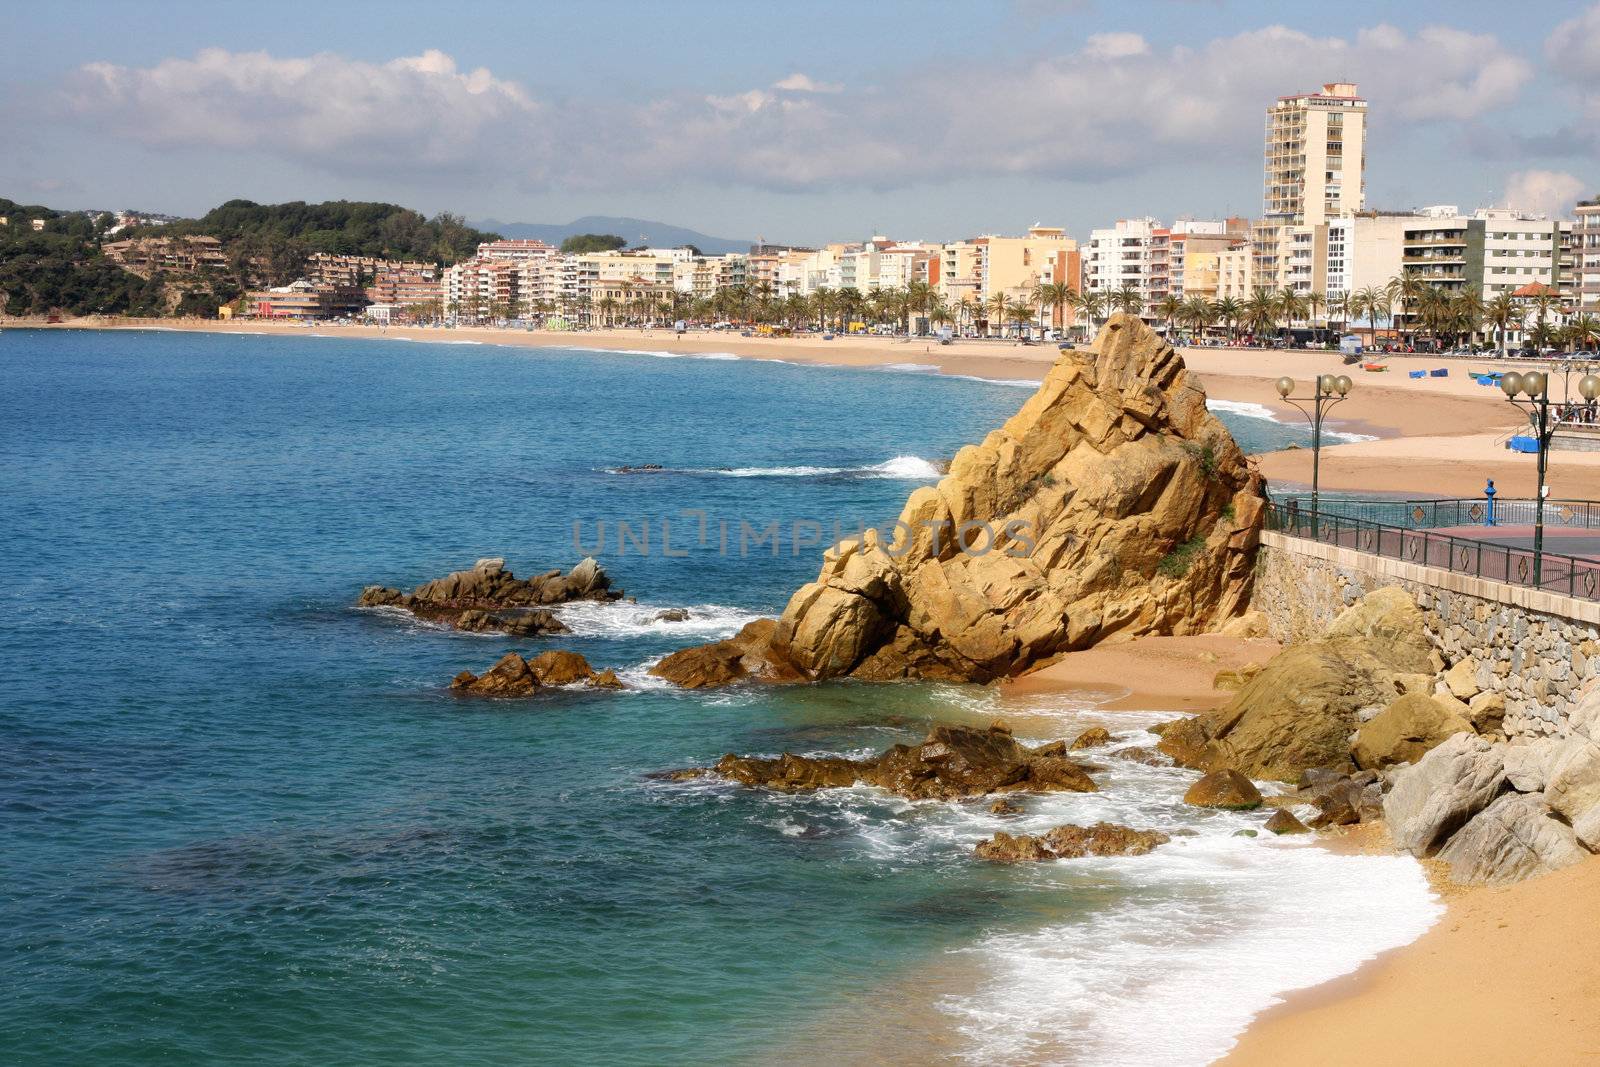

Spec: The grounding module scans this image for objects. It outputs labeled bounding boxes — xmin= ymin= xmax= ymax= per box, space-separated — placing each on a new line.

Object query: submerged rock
xmin=655 ymin=314 xmax=1266 ymax=688
xmin=450 ymin=650 xmax=622 ymax=696
xmin=673 ymin=721 xmax=1098 ymax=800
xmin=360 ymin=557 xmax=619 ymax=635
xmin=975 ymin=822 xmax=1170 ymax=862
xmin=1158 ymin=587 xmax=1435 ymax=782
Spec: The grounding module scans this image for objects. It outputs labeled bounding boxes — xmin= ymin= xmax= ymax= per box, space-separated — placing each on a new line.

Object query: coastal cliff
xmin=654 ymin=313 xmax=1267 ymax=687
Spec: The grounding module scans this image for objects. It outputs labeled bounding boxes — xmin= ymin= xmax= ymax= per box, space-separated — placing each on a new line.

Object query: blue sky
xmin=4 ymin=0 xmax=1597 ymax=243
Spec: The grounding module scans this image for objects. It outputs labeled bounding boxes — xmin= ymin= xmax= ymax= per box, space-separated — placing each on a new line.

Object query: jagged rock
xmin=675 ymin=722 xmax=1098 ymax=801
xmin=359 ymin=557 xmax=618 ymax=635
xmin=975 ymin=822 xmax=1169 ymax=862
xmin=450 ymin=650 xmax=619 ymax=696
xmin=1070 ymin=726 xmax=1113 ymax=750
xmin=1467 ymin=691 xmax=1506 ymax=737
xmin=1436 ymin=793 xmax=1591 ymax=885
xmin=1384 ymin=733 xmax=1508 ymax=856
xmin=1183 ymin=769 xmax=1263 ymax=810
xmin=1115 ymin=746 xmax=1170 ymax=766
xmin=649 ymin=619 xmax=807 ymax=688
xmin=653 ymin=608 xmax=691 ymax=623
xmin=656 ymin=315 xmax=1266 ymax=688
xmin=1265 ymin=809 xmax=1310 ymax=835
xmin=1544 ymin=735 xmax=1600 ymax=846
xmin=989 ymin=798 xmax=1023 ymax=816
xmin=1158 ymin=587 xmax=1434 ymax=781
xmin=1502 ymin=739 xmax=1560 ymax=793
xmin=1218 ymin=610 xmax=1271 ymax=638
xmin=1350 ymin=693 xmax=1473 ymax=770
xmin=1442 ymin=658 xmax=1480 ymax=700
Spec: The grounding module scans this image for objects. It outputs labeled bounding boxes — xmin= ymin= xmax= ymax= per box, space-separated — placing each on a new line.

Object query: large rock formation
xmin=360 ymin=557 xmax=620 ymax=635
xmin=668 ymin=721 xmax=1099 ymax=801
xmin=450 ymin=650 xmax=623 ymax=696
xmin=975 ymin=823 xmax=1170 ymax=862
xmin=651 ymin=314 xmax=1265 ymax=687
xmin=1156 ymin=587 xmax=1435 ymax=781
xmin=1384 ymin=733 xmax=1508 ymax=856
xmin=1435 ymin=793 xmax=1591 ymax=885
xmin=1350 ymin=692 xmax=1473 ymax=770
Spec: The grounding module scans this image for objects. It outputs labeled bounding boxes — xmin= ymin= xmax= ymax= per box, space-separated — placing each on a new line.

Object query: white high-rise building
xmin=1258 ymin=82 xmax=1368 ymax=291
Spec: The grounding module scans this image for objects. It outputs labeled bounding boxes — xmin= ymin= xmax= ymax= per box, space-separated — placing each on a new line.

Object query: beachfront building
xmin=247 ymin=279 xmax=366 ymax=320
xmin=1257 ymin=82 xmax=1368 ymax=291
xmin=933 ymin=227 xmax=1077 ymax=332
xmin=1085 ymin=217 xmax=1162 ymax=313
xmin=1216 ymin=242 xmax=1255 ymax=301
xmin=305 ymin=253 xmax=432 ymax=289
xmin=1577 ymin=198 xmax=1600 ymax=313
xmin=103 ymin=235 xmax=228 ymax=277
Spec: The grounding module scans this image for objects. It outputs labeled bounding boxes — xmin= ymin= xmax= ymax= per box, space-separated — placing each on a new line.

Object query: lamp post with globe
xmin=1502 ymin=369 xmax=1600 ymax=586
xmin=1275 ymin=373 xmax=1353 ymax=529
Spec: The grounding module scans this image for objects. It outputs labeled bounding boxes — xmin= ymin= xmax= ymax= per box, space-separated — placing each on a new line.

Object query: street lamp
xmin=1276 ymin=373 xmax=1353 ymax=526
xmin=1502 ymin=369 xmax=1600 ymax=586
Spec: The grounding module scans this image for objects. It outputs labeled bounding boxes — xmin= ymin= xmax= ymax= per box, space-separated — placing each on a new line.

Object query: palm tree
xmin=1385 ymin=272 xmax=1430 ymax=349
xmin=1275 ymin=287 xmax=1307 ymax=347
xmin=1181 ymin=295 xmax=1215 ymax=341
xmin=810 ymin=287 xmax=833 ymax=331
xmin=1154 ymin=294 xmax=1184 ymax=337
xmin=1005 ymin=297 xmax=1034 ymax=336
xmin=1450 ymin=289 xmax=1485 ymax=350
xmin=1243 ymin=288 xmax=1278 ymax=341
xmin=1076 ymin=290 xmax=1107 ymax=339
xmin=1111 ymin=285 xmax=1144 ymax=317
xmin=1212 ymin=296 xmax=1242 ymax=342
xmin=1033 ymin=281 xmax=1072 ymax=336
xmin=1349 ymin=285 xmax=1390 ymax=349
xmin=987 ymin=289 xmax=1011 ymax=337
xmin=1485 ymin=291 xmax=1518 ymax=355
xmin=1304 ymin=290 xmax=1326 ymax=345
xmin=1567 ymin=312 xmax=1600 ymax=354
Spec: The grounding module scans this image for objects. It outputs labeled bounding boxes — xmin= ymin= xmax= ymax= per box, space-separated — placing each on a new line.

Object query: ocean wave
xmin=551 ymin=600 xmax=759 ymax=639
xmin=947 ymin=374 xmax=1044 ymax=388
xmin=605 ymin=455 xmax=943 ymax=480
xmin=1208 ymin=398 xmax=1377 ymax=444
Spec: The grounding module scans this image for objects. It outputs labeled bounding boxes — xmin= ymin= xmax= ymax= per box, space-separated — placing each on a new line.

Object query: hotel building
xmin=1257 ymin=82 xmax=1368 ymax=291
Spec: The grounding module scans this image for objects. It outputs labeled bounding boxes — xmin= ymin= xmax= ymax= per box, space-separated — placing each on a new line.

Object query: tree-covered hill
xmin=137 ymin=199 xmax=498 ymax=263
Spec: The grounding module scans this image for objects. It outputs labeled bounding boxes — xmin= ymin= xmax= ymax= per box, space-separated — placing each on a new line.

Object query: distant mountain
xmin=474 ymin=215 xmax=755 ymax=255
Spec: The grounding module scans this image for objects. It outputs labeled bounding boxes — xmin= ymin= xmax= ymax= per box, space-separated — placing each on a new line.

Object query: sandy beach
xmin=30 ymin=315 xmax=1594 ymax=499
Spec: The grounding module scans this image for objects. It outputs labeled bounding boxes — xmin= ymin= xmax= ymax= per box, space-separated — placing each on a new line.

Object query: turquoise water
xmin=0 ymin=329 xmax=1434 ymax=1066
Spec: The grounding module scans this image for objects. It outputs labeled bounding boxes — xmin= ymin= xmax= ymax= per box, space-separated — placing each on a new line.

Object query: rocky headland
xmin=359 ymin=556 xmax=620 ymax=635
xmin=652 ymin=313 xmax=1268 ymax=688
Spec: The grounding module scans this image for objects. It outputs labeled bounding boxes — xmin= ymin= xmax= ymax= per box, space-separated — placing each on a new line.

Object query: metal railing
xmin=1266 ymin=503 xmax=1600 ymax=601
xmin=1277 ymin=495 xmax=1600 ymax=531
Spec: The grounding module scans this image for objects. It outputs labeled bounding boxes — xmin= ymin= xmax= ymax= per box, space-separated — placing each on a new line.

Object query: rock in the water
xmin=1384 ymin=732 xmax=1508 ymax=856
xmin=359 ymin=557 xmax=618 ymax=635
xmin=1265 ymin=809 xmax=1310 ymax=835
xmin=675 ymin=722 xmax=1098 ymax=801
xmin=989 ymin=798 xmax=1023 ymax=815
xmin=1436 ymin=793 xmax=1591 ymax=885
xmin=653 ymin=608 xmax=691 ymax=623
xmin=648 ymin=619 xmax=807 ymax=688
xmin=1350 ymin=692 xmax=1473 ymax=770
xmin=1158 ymin=587 xmax=1435 ymax=782
xmin=450 ymin=650 xmax=619 ymax=696
xmin=1070 ymin=726 xmax=1113 ymax=750
xmin=1183 ymin=769 xmax=1263 ymax=810
xmin=975 ymin=822 xmax=1169 ymax=862
xmin=656 ymin=315 xmax=1267 ymax=687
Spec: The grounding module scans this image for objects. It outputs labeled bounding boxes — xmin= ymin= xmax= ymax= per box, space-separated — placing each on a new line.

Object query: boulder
xmin=1544 ymin=733 xmax=1600 ymax=842
xmin=1158 ymin=587 xmax=1435 ymax=782
xmin=1384 ymin=733 xmax=1507 ymax=856
xmin=1502 ymin=739 xmax=1560 ymax=793
xmin=1070 ymin=726 xmax=1113 ymax=750
xmin=1436 ymin=793 xmax=1592 ymax=885
xmin=653 ymin=608 xmax=691 ymax=623
xmin=649 ymin=619 xmax=808 ymax=688
xmin=1350 ymin=693 xmax=1473 ymax=770
xmin=359 ymin=557 xmax=618 ymax=634
xmin=674 ymin=722 xmax=1099 ymax=801
xmin=974 ymin=822 xmax=1169 ymax=862
xmin=989 ymin=798 xmax=1024 ymax=816
xmin=1442 ymin=658 xmax=1480 ymax=700
xmin=1213 ymin=663 xmax=1263 ymax=691
xmin=527 ymin=649 xmax=599 ymax=686
xmin=1265 ymin=809 xmax=1310 ymax=835
xmin=655 ymin=315 xmax=1267 ymax=687
xmin=1467 ymin=691 xmax=1506 ymax=737
xmin=1183 ymin=769 xmax=1263 ymax=810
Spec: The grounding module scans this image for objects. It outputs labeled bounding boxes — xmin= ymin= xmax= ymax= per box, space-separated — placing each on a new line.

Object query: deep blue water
xmin=0 ymin=329 xmax=1348 ymax=1065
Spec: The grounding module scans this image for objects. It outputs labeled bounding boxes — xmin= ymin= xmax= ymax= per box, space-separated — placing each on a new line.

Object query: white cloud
xmin=772 ymin=73 xmax=843 ymax=94
xmin=50 ymin=24 xmax=1544 ymax=195
xmin=1083 ymin=32 xmax=1149 ymax=60
xmin=1547 ymin=3 xmax=1600 ymax=118
xmin=1503 ymin=169 xmax=1587 ymax=216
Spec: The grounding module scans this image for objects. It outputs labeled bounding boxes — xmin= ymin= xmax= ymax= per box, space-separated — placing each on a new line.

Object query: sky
xmin=3 ymin=0 xmax=1598 ymax=245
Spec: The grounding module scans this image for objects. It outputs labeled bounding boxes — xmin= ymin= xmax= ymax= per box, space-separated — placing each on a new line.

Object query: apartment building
xmin=103 ymin=235 xmax=227 ymax=276
xmin=1257 ymin=82 xmax=1368 ymax=290
xmin=1577 ymin=199 xmax=1600 ymax=313
xmin=305 ymin=253 xmax=432 ymax=288
xmin=248 ymin=279 xmax=366 ymax=320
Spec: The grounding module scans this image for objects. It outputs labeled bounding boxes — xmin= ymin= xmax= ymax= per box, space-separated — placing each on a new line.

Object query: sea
xmin=0 ymin=328 xmax=1434 ymax=1066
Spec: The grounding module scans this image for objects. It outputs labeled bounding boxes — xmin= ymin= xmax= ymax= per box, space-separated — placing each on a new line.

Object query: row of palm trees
xmin=421 ymin=273 xmax=1600 ymax=354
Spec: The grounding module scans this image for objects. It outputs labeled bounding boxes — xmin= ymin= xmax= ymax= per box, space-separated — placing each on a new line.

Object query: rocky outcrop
xmin=975 ymin=823 xmax=1169 ymax=862
xmin=649 ymin=620 xmax=808 ymax=688
xmin=671 ymin=722 xmax=1098 ymax=801
xmin=1158 ymin=587 xmax=1435 ymax=781
xmin=1436 ymin=793 xmax=1591 ymax=885
xmin=1264 ymin=809 xmax=1310 ymax=835
xmin=1350 ymin=692 xmax=1473 ymax=770
xmin=1183 ymin=769 xmax=1263 ymax=810
xmin=450 ymin=650 xmax=621 ymax=696
xmin=654 ymin=314 xmax=1266 ymax=687
xmin=1070 ymin=726 xmax=1112 ymax=750
xmin=360 ymin=557 xmax=620 ymax=635
xmin=1384 ymin=733 xmax=1508 ymax=856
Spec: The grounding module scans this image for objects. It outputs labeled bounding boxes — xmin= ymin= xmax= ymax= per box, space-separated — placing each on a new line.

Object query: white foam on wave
xmin=865 ymin=455 xmax=943 ymax=479
xmin=948 ymin=374 xmax=1044 ymax=389
xmin=655 ymin=455 xmax=942 ymax=480
xmin=552 ymin=600 xmax=759 ymax=639
xmin=1207 ymin=398 xmax=1377 ymax=444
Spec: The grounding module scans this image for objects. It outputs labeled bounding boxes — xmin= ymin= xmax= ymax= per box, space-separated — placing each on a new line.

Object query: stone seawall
xmin=1252 ymin=531 xmax=1600 ymax=740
